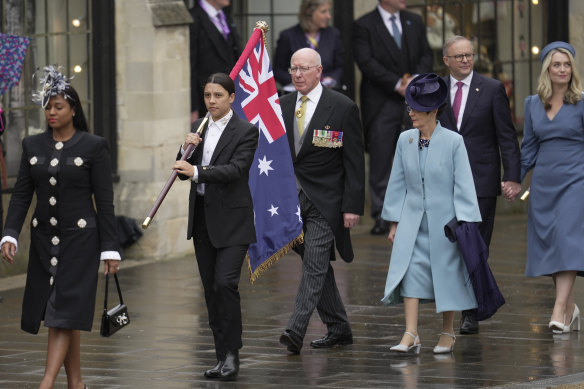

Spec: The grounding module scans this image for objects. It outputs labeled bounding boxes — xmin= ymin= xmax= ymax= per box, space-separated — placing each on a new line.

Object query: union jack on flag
xmin=229 ymin=28 xmax=303 ymax=283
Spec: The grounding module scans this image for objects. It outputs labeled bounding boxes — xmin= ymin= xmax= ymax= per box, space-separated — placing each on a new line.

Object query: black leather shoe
xmin=371 ymin=219 xmax=389 ymax=235
xmin=460 ymin=311 xmax=479 ymax=334
xmin=310 ymin=333 xmax=353 ymax=348
xmin=279 ymin=330 xmax=302 ymax=354
xmin=219 ymin=350 xmax=239 ymax=381
xmin=203 ymin=360 xmax=224 ymax=378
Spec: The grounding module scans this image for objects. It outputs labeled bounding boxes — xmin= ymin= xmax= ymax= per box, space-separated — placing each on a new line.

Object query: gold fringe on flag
xmin=247 ymin=232 xmax=304 ymax=284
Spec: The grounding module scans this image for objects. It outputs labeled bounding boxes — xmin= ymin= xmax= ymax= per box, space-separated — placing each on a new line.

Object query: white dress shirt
xmin=296 ymin=82 xmax=323 ymax=133
xmin=449 ymin=71 xmax=474 ymax=130
xmin=182 ymin=109 xmax=233 ymax=195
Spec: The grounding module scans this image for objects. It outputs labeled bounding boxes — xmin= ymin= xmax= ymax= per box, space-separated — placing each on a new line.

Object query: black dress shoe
xmin=310 ymin=333 xmax=353 ymax=348
xmin=219 ymin=350 xmax=239 ymax=381
xmin=371 ymin=219 xmax=389 ymax=235
xmin=203 ymin=360 xmax=224 ymax=378
xmin=460 ymin=311 xmax=479 ymax=334
xmin=279 ymin=330 xmax=302 ymax=354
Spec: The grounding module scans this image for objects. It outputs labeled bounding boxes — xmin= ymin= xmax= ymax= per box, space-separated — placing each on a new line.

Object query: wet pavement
xmin=1 ymin=210 xmax=584 ymax=388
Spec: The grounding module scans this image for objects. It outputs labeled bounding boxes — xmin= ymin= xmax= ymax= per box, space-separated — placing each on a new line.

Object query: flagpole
xmin=142 ymin=115 xmax=208 ymax=229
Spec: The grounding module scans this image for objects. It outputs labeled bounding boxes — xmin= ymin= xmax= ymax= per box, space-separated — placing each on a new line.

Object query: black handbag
xmin=100 ymin=273 xmax=130 ymax=337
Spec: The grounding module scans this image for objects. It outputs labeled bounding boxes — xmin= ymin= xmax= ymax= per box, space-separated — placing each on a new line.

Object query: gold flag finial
xmin=255 ymin=21 xmax=269 ymax=48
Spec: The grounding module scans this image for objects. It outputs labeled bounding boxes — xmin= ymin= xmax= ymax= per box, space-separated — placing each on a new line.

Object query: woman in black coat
xmin=1 ymin=66 xmax=121 ymax=389
xmin=174 ymin=73 xmax=258 ymax=381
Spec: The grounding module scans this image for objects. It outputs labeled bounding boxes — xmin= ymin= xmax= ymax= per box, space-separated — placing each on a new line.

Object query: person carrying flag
xmin=174 ymin=73 xmax=258 ymax=381
xmin=278 ymin=48 xmax=365 ymax=353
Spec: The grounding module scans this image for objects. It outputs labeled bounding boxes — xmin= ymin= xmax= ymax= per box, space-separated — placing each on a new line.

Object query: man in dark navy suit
xmin=353 ymin=0 xmax=433 ymax=235
xmin=189 ymin=0 xmax=240 ymax=123
xmin=438 ymin=35 xmax=521 ymax=334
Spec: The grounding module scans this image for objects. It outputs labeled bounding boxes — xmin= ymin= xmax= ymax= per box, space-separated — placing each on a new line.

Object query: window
xmin=1 ymin=0 xmax=91 ymax=183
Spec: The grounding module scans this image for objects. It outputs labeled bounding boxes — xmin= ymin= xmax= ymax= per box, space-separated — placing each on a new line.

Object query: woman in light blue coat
xmin=381 ymin=74 xmax=482 ymax=354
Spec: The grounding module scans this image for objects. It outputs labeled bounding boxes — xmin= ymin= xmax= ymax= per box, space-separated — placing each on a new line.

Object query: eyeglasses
xmin=445 ymin=53 xmax=475 ymax=62
xmin=288 ymin=65 xmax=319 ymax=74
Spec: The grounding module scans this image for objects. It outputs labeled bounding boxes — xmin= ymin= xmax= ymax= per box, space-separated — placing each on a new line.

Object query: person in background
xmin=174 ymin=73 xmax=258 ymax=381
xmin=438 ymin=35 xmax=521 ymax=335
xmin=519 ymin=41 xmax=583 ymax=335
xmin=382 ymin=73 xmax=481 ymax=355
xmin=189 ymin=0 xmax=241 ymax=123
xmin=274 ymin=0 xmax=344 ymax=92
xmin=0 ymin=65 xmax=121 ymax=389
xmin=353 ymin=0 xmax=433 ymax=236
xmin=278 ymin=48 xmax=365 ymax=354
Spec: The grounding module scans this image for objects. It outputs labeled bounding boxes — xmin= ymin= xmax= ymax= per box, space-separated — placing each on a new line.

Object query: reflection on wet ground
xmin=0 ymin=212 xmax=583 ymax=388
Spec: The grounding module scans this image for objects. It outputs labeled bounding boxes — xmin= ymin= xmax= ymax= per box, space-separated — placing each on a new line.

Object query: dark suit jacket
xmin=438 ymin=73 xmax=520 ymax=197
xmin=189 ymin=5 xmax=241 ymax=115
xmin=281 ymin=87 xmax=365 ymax=262
xmin=353 ymin=8 xmax=433 ymax=130
xmin=178 ymin=113 xmax=258 ymax=248
xmin=274 ymin=24 xmax=344 ymax=87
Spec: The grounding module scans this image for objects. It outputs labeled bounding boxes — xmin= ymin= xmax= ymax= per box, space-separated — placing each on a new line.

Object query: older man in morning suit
xmin=353 ymin=0 xmax=433 ymax=235
xmin=438 ymin=35 xmax=521 ymax=335
xmin=278 ymin=48 xmax=365 ymax=353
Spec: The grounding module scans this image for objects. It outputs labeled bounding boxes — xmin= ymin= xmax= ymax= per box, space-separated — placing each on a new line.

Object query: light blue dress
xmin=381 ymin=123 xmax=482 ymax=312
xmin=520 ymin=95 xmax=584 ymax=277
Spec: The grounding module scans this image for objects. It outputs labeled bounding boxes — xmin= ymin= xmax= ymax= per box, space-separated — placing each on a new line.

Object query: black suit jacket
xmin=273 ymin=24 xmax=344 ymax=87
xmin=438 ymin=73 xmax=520 ymax=197
xmin=178 ymin=114 xmax=258 ymax=248
xmin=189 ymin=5 xmax=241 ymax=115
xmin=281 ymin=87 xmax=365 ymax=262
xmin=353 ymin=8 xmax=433 ymax=130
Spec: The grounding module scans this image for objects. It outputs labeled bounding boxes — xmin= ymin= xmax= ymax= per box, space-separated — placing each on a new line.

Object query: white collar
xmin=450 ymin=71 xmax=473 ymax=88
xmin=377 ymin=5 xmax=400 ymax=21
xmin=200 ymin=0 xmax=221 ymax=18
xmin=297 ymin=82 xmax=323 ymax=104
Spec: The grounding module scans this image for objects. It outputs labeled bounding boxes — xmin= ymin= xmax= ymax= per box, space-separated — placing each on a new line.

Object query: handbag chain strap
xmin=103 ymin=273 xmax=125 ymax=312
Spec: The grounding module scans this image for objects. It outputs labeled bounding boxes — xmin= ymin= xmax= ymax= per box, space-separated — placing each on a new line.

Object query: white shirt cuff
xmin=0 ymin=236 xmax=18 ymax=252
xmin=101 ymin=251 xmax=122 ymax=261
xmin=192 ymin=165 xmax=199 ymax=182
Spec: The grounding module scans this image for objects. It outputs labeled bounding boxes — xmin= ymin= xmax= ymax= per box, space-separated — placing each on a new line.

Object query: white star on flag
xmin=268 ymin=204 xmax=279 ymax=216
xmin=257 ymin=155 xmax=274 ymax=176
xmin=296 ymin=205 xmax=302 ymax=223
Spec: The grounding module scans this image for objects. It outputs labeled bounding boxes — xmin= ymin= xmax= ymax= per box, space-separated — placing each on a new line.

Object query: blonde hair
xmin=299 ymin=0 xmax=330 ymax=32
xmin=537 ymin=48 xmax=583 ymax=109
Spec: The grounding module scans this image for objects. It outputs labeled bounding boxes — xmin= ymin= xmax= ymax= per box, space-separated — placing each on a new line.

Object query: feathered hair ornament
xmin=32 ymin=65 xmax=73 ymax=108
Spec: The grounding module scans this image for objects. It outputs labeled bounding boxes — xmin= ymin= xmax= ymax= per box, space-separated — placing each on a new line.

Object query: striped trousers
xmin=287 ymin=191 xmax=352 ymax=339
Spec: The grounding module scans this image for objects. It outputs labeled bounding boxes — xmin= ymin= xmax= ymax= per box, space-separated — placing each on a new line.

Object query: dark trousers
xmin=367 ymin=99 xmax=411 ymax=220
xmin=477 ymin=196 xmax=497 ymax=249
xmin=287 ymin=191 xmax=351 ymax=339
xmin=193 ymin=197 xmax=248 ymax=361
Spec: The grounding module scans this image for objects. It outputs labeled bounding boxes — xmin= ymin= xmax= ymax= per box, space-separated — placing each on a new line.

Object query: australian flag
xmin=229 ymin=28 xmax=303 ymax=283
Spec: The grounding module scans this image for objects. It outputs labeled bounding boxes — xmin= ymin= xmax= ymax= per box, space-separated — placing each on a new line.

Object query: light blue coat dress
xmin=381 ymin=123 xmax=482 ymax=312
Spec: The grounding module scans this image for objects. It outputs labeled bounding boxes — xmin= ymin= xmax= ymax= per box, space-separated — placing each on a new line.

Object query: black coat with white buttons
xmin=3 ymin=130 xmax=119 ymax=334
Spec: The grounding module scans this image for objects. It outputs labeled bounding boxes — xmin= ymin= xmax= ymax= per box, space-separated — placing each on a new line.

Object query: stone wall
xmin=114 ymin=0 xmax=193 ymax=260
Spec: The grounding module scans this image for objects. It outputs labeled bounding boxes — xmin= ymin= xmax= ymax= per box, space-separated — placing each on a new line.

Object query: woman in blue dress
xmin=520 ymin=41 xmax=584 ymax=334
xmin=382 ymin=74 xmax=481 ymax=354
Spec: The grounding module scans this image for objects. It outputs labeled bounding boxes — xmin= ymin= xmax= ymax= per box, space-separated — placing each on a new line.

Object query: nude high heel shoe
xmin=563 ymin=304 xmax=580 ymax=333
xmin=433 ymin=332 xmax=456 ymax=354
xmin=390 ymin=331 xmax=421 ymax=354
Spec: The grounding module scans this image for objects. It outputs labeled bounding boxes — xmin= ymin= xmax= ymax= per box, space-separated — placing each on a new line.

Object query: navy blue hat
xmin=539 ymin=41 xmax=576 ymax=62
xmin=405 ymin=73 xmax=448 ymax=112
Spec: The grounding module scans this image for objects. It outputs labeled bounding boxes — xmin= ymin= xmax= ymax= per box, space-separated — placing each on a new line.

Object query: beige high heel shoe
xmin=390 ymin=331 xmax=421 ymax=354
xmin=433 ymin=332 xmax=456 ymax=354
